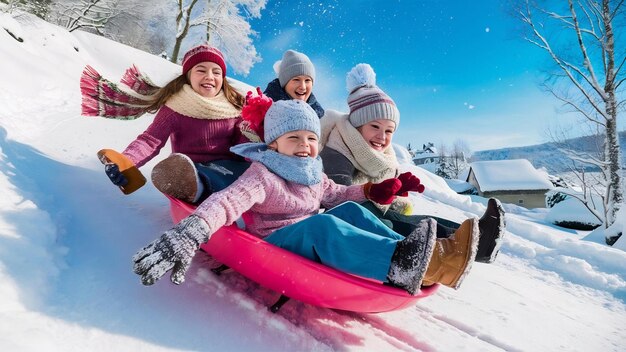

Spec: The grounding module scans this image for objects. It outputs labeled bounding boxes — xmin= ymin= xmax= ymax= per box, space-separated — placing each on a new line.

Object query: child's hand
xmin=396 ymin=172 xmax=425 ymax=196
xmin=364 ymin=178 xmax=402 ymax=205
xmin=104 ymin=163 xmax=128 ymax=186
xmin=132 ymin=215 xmax=210 ymax=286
xmin=241 ymin=87 xmax=272 ymax=140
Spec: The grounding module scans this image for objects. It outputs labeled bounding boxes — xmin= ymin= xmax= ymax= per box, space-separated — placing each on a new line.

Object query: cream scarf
xmin=165 ymin=84 xmax=241 ymax=119
xmin=321 ymin=110 xmax=398 ymax=184
xmin=321 ymin=110 xmax=413 ymax=214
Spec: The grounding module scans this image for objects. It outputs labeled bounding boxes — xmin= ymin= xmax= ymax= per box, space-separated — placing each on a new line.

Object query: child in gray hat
xmin=263 ymin=50 xmax=325 ymax=118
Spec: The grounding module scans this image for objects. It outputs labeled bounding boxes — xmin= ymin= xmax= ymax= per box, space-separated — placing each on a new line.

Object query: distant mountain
xmin=472 ymin=131 xmax=626 ymax=173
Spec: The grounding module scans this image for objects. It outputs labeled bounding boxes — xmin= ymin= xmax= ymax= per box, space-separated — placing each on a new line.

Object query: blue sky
xmin=230 ymin=0 xmax=611 ymax=152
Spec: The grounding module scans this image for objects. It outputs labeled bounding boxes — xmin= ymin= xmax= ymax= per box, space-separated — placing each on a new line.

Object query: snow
xmin=546 ymin=195 xmax=603 ymax=228
xmin=469 ymin=159 xmax=554 ymax=192
xmin=1 ymin=13 xmax=625 ymax=352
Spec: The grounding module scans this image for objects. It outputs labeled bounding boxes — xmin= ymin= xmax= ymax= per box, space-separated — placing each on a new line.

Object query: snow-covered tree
xmin=449 ymin=139 xmax=470 ymax=179
xmin=48 ymin=0 xmax=138 ymax=34
xmin=171 ymin=0 xmax=266 ymax=75
xmin=435 ymin=144 xmax=452 ymax=179
xmin=1 ymin=0 xmax=51 ymax=19
xmin=406 ymin=143 xmax=415 ymax=157
xmin=516 ymin=0 xmax=625 ymax=227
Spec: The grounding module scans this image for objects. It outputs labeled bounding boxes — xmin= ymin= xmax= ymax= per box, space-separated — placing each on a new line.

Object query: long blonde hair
xmin=144 ymin=74 xmax=245 ymax=114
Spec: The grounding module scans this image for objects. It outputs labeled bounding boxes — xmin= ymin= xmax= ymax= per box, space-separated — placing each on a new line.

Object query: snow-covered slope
xmin=1 ymin=12 xmax=625 ymax=351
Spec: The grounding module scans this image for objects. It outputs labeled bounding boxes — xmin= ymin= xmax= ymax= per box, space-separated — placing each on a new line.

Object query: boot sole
xmin=476 ymin=198 xmax=506 ymax=263
xmin=151 ymin=153 xmax=199 ymax=203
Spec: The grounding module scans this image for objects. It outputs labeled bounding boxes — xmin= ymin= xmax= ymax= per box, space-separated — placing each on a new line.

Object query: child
xmin=319 ymin=63 xmax=505 ymax=263
xmin=263 ymin=50 xmax=324 ymax=117
xmin=133 ymin=99 xmax=485 ymax=295
xmin=84 ymin=44 xmax=250 ymax=203
xmin=239 ymin=50 xmax=324 ymax=143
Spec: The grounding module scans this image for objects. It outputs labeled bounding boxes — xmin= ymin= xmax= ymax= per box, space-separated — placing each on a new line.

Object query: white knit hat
xmin=346 ymin=63 xmax=400 ymax=128
xmin=276 ymin=50 xmax=316 ymax=87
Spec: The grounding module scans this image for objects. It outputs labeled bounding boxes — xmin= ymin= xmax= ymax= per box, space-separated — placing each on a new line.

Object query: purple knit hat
xmin=182 ymin=44 xmax=226 ymax=77
xmin=346 ymin=63 xmax=399 ymax=127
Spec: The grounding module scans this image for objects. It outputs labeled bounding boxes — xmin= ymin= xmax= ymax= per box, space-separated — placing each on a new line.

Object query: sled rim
xmin=165 ymin=195 xmax=438 ymax=312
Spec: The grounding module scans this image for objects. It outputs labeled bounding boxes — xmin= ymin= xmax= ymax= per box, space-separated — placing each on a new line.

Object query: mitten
xmin=363 ymin=178 xmax=402 ymax=205
xmin=241 ymin=87 xmax=272 ymax=141
xmin=132 ymin=215 xmax=211 ymax=286
xmin=105 ymin=163 xmax=128 ymax=187
xmin=397 ymin=172 xmax=425 ymax=196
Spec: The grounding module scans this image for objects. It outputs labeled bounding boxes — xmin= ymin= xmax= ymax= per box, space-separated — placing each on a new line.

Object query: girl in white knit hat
xmin=319 ymin=63 xmax=506 ymax=264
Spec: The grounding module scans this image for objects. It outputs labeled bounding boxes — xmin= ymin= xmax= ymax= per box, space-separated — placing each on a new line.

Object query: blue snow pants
xmin=264 ymin=201 xmax=404 ymax=281
xmin=195 ymin=160 xmax=250 ymax=202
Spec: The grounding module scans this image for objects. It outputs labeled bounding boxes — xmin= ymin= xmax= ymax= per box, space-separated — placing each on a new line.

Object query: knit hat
xmin=276 ymin=50 xmax=316 ymax=87
xmin=182 ymin=44 xmax=226 ymax=77
xmin=346 ymin=63 xmax=400 ymax=128
xmin=264 ymin=100 xmax=321 ymax=144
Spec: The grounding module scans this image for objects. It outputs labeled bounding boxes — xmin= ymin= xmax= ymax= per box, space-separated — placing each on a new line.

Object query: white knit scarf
xmin=165 ymin=84 xmax=241 ymax=119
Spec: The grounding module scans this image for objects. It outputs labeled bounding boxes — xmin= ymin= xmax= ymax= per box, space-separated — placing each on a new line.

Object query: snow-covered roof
xmin=469 ymin=159 xmax=554 ymax=192
xmin=412 ymin=151 xmax=437 ymax=159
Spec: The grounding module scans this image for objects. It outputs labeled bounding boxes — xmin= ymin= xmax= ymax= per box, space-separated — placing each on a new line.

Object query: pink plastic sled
xmin=166 ymin=195 xmax=438 ymax=313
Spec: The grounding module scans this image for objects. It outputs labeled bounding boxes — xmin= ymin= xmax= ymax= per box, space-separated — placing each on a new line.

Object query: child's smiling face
xmin=269 ymin=130 xmax=319 ymax=158
xmin=284 ymin=75 xmax=313 ymax=102
xmin=357 ymin=119 xmax=396 ymax=151
xmin=187 ymin=61 xmax=223 ymax=98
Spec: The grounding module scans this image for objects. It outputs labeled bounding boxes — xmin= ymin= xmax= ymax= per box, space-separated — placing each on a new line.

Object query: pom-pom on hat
xmin=182 ymin=44 xmax=226 ymax=77
xmin=276 ymin=50 xmax=316 ymax=87
xmin=264 ymin=100 xmax=321 ymax=144
xmin=346 ymin=63 xmax=399 ymax=128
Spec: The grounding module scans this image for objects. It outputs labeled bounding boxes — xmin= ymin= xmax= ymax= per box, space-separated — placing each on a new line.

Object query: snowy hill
xmin=1 ymin=12 xmax=625 ymax=352
xmin=472 ymin=132 xmax=626 ymax=173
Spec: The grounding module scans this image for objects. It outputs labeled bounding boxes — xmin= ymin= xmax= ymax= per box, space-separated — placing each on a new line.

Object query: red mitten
xmin=241 ymin=87 xmax=272 ymax=141
xmin=397 ymin=172 xmax=425 ymax=195
xmin=363 ymin=178 xmax=402 ymax=205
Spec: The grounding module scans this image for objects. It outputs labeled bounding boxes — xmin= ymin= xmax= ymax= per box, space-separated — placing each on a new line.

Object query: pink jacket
xmin=194 ymin=162 xmax=367 ymax=238
xmin=122 ymin=105 xmax=245 ymax=167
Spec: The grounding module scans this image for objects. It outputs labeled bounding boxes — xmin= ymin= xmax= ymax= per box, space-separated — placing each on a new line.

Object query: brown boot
xmin=422 ymin=218 xmax=479 ymax=289
xmin=151 ymin=153 xmax=203 ymax=203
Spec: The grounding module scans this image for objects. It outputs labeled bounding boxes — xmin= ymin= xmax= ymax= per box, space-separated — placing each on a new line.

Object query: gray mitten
xmin=132 ymin=215 xmax=211 ymax=286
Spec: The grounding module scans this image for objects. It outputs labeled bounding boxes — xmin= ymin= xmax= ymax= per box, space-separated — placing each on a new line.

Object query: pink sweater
xmin=194 ymin=162 xmax=367 ymax=238
xmin=122 ymin=106 xmax=245 ymax=167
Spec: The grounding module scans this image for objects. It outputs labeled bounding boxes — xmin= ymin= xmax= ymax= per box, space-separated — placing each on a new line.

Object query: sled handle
xmin=97 ymin=149 xmax=146 ymax=195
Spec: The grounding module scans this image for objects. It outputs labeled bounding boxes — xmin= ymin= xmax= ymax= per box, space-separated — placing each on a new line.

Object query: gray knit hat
xmin=264 ymin=100 xmax=321 ymax=144
xmin=277 ymin=50 xmax=316 ymax=87
xmin=346 ymin=63 xmax=400 ymax=128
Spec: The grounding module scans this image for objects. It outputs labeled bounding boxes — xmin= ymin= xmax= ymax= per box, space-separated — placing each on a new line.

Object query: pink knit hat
xmin=182 ymin=44 xmax=226 ymax=77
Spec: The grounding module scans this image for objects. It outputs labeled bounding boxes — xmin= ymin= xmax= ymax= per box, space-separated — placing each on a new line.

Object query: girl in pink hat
xmin=82 ymin=44 xmax=251 ymax=203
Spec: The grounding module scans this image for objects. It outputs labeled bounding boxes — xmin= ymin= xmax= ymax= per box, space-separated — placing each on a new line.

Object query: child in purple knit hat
xmin=83 ymin=44 xmax=251 ymax=203
xmin=132 ymin=95 xmax=487 ymax=296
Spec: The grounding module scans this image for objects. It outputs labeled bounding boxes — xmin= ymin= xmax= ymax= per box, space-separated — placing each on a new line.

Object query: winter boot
xmin=422 ymin=218 xmax=479 ymax=289
xmin=151 ymin=153 xmax=203 ymax=203
xmin=475 ymin=198 xmax=506 ymax=263
xmin=386 ymin=218 xmax=437 ymax=295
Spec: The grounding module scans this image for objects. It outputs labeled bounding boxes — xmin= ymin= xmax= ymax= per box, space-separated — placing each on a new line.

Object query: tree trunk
xmin=601 ymin=0 xmax=623 ymax=226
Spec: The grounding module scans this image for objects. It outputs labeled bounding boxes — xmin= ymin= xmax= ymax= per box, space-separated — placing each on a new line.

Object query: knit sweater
xmin=194 ymin=162 xmax=366 ymax=238
xmin=122 ymin=87 xmax=245 ymax=168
